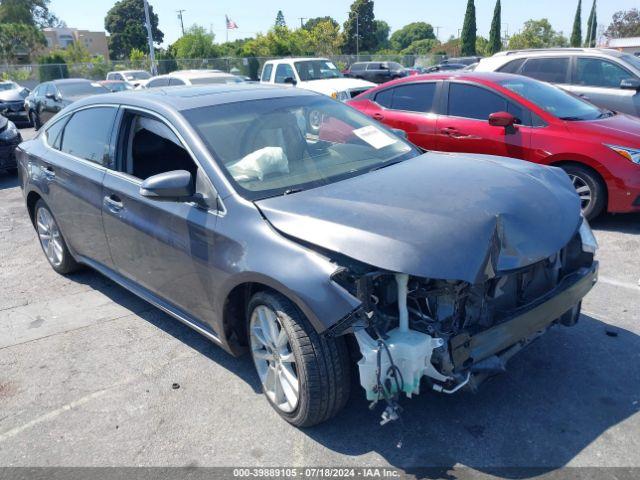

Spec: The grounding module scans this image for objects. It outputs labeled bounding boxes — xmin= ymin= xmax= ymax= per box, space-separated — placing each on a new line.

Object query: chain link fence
xmin=1 ymin=54 xmax=446 ymax=88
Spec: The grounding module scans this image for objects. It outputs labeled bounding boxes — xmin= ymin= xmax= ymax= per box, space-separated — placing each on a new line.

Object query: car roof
xmin=50 ymin=78 xmax=95 ymax=84
xmin=166 ymin=70 xmax=234 ymax=79
xmin=265 ymin=58 xmax=329 ymax=64
xmin=492 ymin=47 xmax=624 ymax=58
xmin=378 ymin=71 xmax=522 ymax=84
xmin=69 ymin=83 xmax=319 ymax=112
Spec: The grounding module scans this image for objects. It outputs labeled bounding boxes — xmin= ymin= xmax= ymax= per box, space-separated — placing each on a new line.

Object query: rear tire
xmin=247 ymin=291 xmax=351 ymax=427
xmin=34 ymin=199 xmax=80 ymax=274
xmin=560 ymin=164 xmax=606 ymax=220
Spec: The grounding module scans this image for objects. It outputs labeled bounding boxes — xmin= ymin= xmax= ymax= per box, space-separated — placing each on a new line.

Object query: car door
xmin=41 ymin=83 xmax=59 ymax=123
xmin=366 ymin=63 xmax=384 ymax=83
xmin=101 ymin=109 xmax=222 ymax=331
xmin=35 ymin=106 xmax=117 ymax=268
xmin=436 ymin=81 xmax=532 ymax=159
xmin=564 ymin=57 xmax=640 ymax=116
xmin=367 ymin=81 xmax=441 ymax=150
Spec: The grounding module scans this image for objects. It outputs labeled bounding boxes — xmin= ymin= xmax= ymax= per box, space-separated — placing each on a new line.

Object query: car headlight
xmin=605 ymin=144 xmax=640 ymax=165
xmin=579 ymin=216 xmax=598 ymax=253
xmin=0 ymin=121 xmax=18 ymax=141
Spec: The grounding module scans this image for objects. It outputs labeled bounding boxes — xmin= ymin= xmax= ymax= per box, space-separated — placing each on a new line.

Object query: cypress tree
xmin=488 ymin=0 xmax=502 ymax=55
xmin=460 ymin=0 xmax=477 ymax=56
xmin=570 ymin=0 xmax=582 ymax=47
xmin=585 ymin=0 xmax=597 ymax=47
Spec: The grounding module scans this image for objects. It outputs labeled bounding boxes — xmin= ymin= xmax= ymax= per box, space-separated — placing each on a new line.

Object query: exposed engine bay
xmin=327 ymin=223 xmax=598 ymax=424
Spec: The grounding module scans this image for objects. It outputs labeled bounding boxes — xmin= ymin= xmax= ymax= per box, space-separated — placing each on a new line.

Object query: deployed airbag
xmin=227 ymin=146 xmax=289 ymax=182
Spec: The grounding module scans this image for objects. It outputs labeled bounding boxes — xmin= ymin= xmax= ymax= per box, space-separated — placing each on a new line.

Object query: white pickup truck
xmin=260 ymin=58 xmax=375 ymax=101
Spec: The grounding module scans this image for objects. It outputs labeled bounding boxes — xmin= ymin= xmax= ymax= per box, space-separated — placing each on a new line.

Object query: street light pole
xmin=143 ymin=0 xmax=156 ymax=75
xmin=176 ymin=9 xmax=186 ymax=36
xmin=355 ymin=12 xmax=359 ymax=60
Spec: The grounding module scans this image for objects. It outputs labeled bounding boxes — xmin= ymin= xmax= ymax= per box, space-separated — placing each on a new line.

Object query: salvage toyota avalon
xmin=16 ymin=84 xmax=598 ymax=427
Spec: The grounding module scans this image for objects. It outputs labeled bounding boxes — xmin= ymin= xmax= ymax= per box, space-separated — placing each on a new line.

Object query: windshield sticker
xmin=353 ymin=125 xmax=398 ymax=150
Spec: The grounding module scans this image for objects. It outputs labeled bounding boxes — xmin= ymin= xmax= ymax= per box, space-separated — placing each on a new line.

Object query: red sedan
xmin=348 ymin=72 xmax=640 ymax=219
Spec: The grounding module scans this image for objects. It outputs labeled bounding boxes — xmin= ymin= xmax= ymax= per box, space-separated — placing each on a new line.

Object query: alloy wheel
xmin=568 ymin=173 xmax=592 ymax=211
xmin=36 ymin=207 xmax=64 ymax=267
xmin=249 ymin=305 xmax=300 ymax=413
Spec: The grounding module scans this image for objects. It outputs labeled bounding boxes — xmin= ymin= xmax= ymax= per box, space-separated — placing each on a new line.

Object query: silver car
xmin=476 ymin=48 xmax=640 ymax=117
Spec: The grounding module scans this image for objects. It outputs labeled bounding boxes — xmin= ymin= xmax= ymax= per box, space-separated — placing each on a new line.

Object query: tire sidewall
xmin=561 ymin=165 xmax=605 ymax=220
xmin=34 ymin=199 xmax=76 ymax=274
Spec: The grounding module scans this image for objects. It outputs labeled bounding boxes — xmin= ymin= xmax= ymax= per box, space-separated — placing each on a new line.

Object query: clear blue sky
xmin=49 ymin=0 xmax=640 ymax=46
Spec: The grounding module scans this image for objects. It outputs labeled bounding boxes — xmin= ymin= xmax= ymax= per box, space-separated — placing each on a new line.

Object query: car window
xmin=261 ymin=64 xmax=273 ymax=82
xmin=351 ymin=63 xmax=365 ymax=72
xmin=448 ymin=83 xmax=507 ymax=120
xmin=184 ymin=95 xmax=418 ymax=201
xmin=575 ymin=58 xmax=632 ymax=88
xmin=497 ymin=58 xmax=526 ymax=74
xmin=377 ymin=83 xmax=437 ymax=112
xmin=169 ymin=77 xmax=185 ymax=86
xmin=367 ymin=63 xmax=381 ymax=70
xmin=147 ymin=77 xmax=169 ymax=88
xmin=274 ymin=64 xmax=295 ymax=84
xmin=60 ymin=107 xmax=117 ymax=164
xmin=520 ymin=57 xmax=569 ymax=83
xmin=123 ymin=114 xmax=198 ymax=181
xmin=44 ymin=117 xmax=68 ymax=150
xmin=58 ymin=82 xmax=108 ymax=97
xmin=45 ymin=84 xmax=56 ymax=96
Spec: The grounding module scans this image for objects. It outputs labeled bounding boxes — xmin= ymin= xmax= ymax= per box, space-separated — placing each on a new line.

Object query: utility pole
xmin=435 ymin=26 xmax=442 ymax=40
xmin=298 ymin=17 xmax=307 ymax=29
xmin=355 ymin=12 xmax=359 ymax=60
xmin=176 ymin=9 xmax=186 ymax=36
xmin=143 ymin=0 xmax=156 ymax=75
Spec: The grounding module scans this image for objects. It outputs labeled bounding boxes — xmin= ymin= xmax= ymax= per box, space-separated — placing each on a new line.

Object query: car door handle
xmin=104 ymin=194 xmax=124 ymax=212
xmin=40 ymin=165 xmax=55 ymax=179
xmin=373 ymin=112 xmax=384 ymax=120
xmin=440 ymin=127 xmax=460 ymax=136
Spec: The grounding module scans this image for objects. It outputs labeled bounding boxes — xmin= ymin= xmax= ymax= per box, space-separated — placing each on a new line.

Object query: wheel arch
xmin=549 ymin=159 xmax=609 ymax=209
xmin=26 ymin=189 xmax=43 ymax=226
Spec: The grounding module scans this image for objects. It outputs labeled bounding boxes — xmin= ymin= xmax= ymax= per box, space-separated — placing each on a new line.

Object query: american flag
xmin=226 ymin=15 xmax=238 ymax=29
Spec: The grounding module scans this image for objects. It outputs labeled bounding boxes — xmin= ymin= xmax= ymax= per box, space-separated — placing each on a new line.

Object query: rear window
xmin=58 ymin=82 xmax=109 ymax=97
xmin=520 ymin=58 xmax=569 ymax=83
xmin=60 ymin=107 xmax=117 ymax=164
xmin=350 ymin=63 xmax=365 ymax=72
xmin=498 ymin=58 xmax=526 ymax=74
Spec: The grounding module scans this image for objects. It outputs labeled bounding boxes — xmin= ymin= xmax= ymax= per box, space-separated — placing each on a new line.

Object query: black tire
xmin=34 ymin=199 xmax=80 ymax=274
xmin=247 ymin=291 xmax=351 ymax=427
xmin=559 ymin=164 xmax=606 ymax=220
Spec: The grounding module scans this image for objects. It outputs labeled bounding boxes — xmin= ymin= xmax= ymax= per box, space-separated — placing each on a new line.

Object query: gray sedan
xmin=16 ymin=85 xmax=598 ymax=427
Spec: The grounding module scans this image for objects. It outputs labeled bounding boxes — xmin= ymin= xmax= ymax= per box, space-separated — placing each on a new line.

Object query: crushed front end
xmin=328 ymin=218 xmax=598 ymax=413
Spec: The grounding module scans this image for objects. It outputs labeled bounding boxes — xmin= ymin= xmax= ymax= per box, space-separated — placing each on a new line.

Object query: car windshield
xmin=497 ymin=76 xmax=606 ymax=121
xmin=124 ymin=71 xmax=151 ymax=80
xmin=294 ymin=60 xmax=342 ymax=81
xmin=184 ymin=95 xmax=418 ymax=200
xmin=58 ymin=82 xmax=109 ymax=97
xmin=0 ymin=82 xmax=18 ymax=91
xmin=620 ymin=53 xmax=640 ymax=71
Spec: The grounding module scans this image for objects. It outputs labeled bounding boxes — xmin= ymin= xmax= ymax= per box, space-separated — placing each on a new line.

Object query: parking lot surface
xmin=1 ymin=126 xmax=639 ymax=473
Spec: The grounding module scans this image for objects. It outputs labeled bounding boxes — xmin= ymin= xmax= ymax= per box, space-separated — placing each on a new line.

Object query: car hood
xmin=566 ymin=113 xmax=640 ymax=146
xmin=256 ymin=152 xmax=581 ymax=284
xmin=0 ymin=89 xmax=24 ymax=102
xmin=300 ymin=78 xmax=376 ymax=93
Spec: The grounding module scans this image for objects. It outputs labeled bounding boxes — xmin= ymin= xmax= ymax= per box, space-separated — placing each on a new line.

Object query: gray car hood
xmin=256 ymin=152 xmax=581 ymax=284
xmin=0 ymin=89 xmax=25 ymax=102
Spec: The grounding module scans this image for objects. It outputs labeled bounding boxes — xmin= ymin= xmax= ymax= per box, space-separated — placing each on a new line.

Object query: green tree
xmin=401 ymin=38 xmax=440 ymax=55
xmin=584 ymin=0 xmax=597 ymax=47
xmin=0 ymin=23 xmax=46 ymax=64
xmin=475 ymin=36 xmax=491 ymax=56
xmin=488 ymin=0 xmax=502 ymax=54
xmin=303 ymin=16 xmax=338 ymax=31
xmin=105 ymin=0 xmax=164 ymax=60
xmin=372 ymin=20 xmax=390 ymax=51
xmin=275 ymin=10 xmax=286 ymax=28
xmin=170 ymin=25 xmax=219 ymax=59
xmin=129 ymin=47 xmax=147 ymax=68
xmin=571 ymin=0 xmax=582 ymax=47
xmin=460 ymin=0 xmax=477 ymax=56
xmin=605 ymin=8 xmax=640 ymax=38
xmin=343 ymin=0 xmax=376 ymax=54
xmin=243 ymin=27 xmax=312 ymax=57
xmin=308 ymin=20 xmax=342 ymax=56
xmin=0 ymin=0 xmax=63 ymax=28
xmin=390 ymin=22 xmax=435 ymax=51
xmin=37 ymin=52 xmax=68 ymax=81
xmin=508 ymin=19 xmax=568 ymax=49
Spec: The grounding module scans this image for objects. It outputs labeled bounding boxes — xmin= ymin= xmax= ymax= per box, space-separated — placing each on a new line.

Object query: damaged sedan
xmin=17 ymin=84 xmax=598 ymax=427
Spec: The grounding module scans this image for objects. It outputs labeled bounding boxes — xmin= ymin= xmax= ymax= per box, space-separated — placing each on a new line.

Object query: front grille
xmin=1 ymin=101 xmax=24 ymax=112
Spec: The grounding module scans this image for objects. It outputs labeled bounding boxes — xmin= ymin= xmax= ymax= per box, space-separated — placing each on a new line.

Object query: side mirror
xmin=283 ymin=77 xmax=297 ymax=85
xmin=140 ymin=170 xmax=195 ymax=201
xmin=489 ymin=111 xmax=517 ymax=128
xmin=620 ymin=78 xmax=640 ymax=90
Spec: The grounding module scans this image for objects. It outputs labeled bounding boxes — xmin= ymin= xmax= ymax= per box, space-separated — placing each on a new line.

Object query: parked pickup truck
xmin=260 ymin=58 xmax=375 ymax=101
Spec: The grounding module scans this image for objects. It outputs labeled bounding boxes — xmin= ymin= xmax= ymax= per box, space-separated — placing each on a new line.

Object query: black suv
xmin=345 ymin=61 xmax=407 ymax=84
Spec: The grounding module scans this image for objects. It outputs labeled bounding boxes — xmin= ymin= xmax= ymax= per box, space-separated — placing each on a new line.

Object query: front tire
xmin=29 ymin=110 xmax=41 ymax=130
xmin=34 ymin=199 xmax=80 ymax=274
xmin=247 ymin=291 xmax=351 ymax=427
xmin=560 ymin=164 xmax=606 ymax=220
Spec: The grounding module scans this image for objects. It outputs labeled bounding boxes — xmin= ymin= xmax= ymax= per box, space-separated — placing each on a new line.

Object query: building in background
xmin=601 ymin=37 xmax=640 ymax=55
xmin=42 ymin=28 xmax=110 ymax=60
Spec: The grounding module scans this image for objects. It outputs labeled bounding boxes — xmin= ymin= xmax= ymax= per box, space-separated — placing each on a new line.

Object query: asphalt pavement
xmin=0 ymin=126 xmax=639 ymax=475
